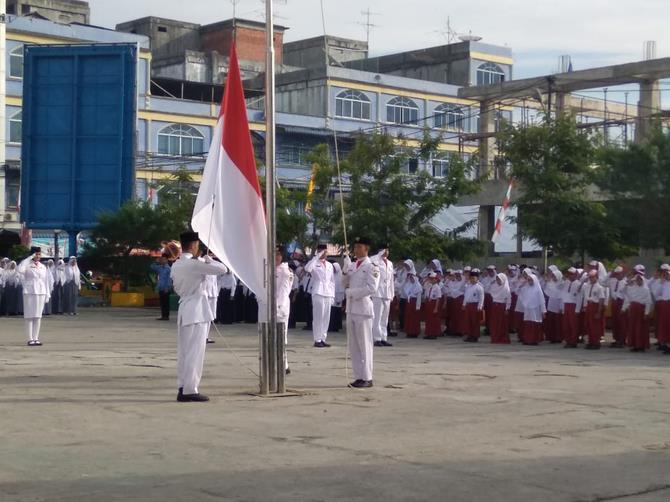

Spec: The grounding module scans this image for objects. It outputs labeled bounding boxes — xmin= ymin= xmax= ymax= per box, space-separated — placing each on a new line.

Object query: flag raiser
xmin=191 ymin=43 xmax=267 ymax=297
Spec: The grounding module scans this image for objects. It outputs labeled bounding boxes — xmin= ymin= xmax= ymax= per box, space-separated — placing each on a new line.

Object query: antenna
xmin=435 ymin=16 xmax=460 ymax=44
xmin=643 ymin=40 xmax=657 ymax=60
xmin=357 ymin=7 xmax=380 ymax=46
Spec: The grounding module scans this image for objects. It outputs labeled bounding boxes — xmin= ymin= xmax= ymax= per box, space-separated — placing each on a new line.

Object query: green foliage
xmin=306 ymin=130 xmax=482 ymax=261
xmin=8 ymin=244 xmax=30 ymax=262
xmin=499 ymin=115 xmax=632 ymax=260
xmin=597 ymin=128 xmax=670 ymax=253
xmin=153 ymin=168 xmax=198 ymax=236
xmin=81 ymin=201 xmax=173 ymax=290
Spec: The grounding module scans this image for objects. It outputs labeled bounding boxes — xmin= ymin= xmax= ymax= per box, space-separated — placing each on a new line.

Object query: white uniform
xmin=17 ymin=257 xmax=50 ymax=343
xmin=371 ymin=253 xmax=394 ymax=342
xmin=171 ymin=253 xmax=228 ymax=395
xmin=304 ymin=256 xmax=335 ymax=343
xmin=276 ymin=263 xmax=294 ymax=370
xmin=343 ymin=256 xmax=380 ymax=382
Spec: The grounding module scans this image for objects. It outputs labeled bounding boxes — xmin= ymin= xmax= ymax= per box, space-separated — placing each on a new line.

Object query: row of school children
xmin=393 ymin=259 xmax=670 ymax=352
xmin=0 ymin=256 xmax=81 ymax=316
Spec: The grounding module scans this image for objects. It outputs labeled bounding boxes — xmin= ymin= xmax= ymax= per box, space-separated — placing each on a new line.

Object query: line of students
xmin=0 ymin=255 xmax=80 ymax=319
xmin=393 ymin=260 xmax=670 ymax=352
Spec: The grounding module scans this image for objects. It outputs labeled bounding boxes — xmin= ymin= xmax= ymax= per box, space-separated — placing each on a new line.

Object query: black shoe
xmin=423 ymin=336 xmax=437 ymax=340
xmin=388 ymin=331 xmax=398 ymax=337
xmin=564 ymin=344 xmax=578 ymax=348
xmin=464 ymin=336 xmax=478 ymax=343
xmin=349 ymin=380 xmax=373 ymax=388
xmin=522 ymin=342 xmax=538 ymax=346
xmin=550 ymin=341 xmax=562 ymax=344
xmin=314 ymin=341 xmax=326 ymax=348
xmin=27 ymin=340 xmax=36 ymax=346
xmin=374 ymin=341 xmax=383 ymax=347
xmin=381 ymin=340 xmax=393 ymax=347
xmin=585 ymin=344 xmax=601 ymax=350
xmin=34 ymin=340 xmax=42 ymax=346
xmin=321 ymin=341 xmax=331 ymax=347
xmin=177 ymin=393 xmax=210 ymax=402
xmin=206 ymin=339 xmax=215 ymax=344
xmin=156 ymin=317 xmax=169 ymax=321
xmin=285 ymin=368 xmax=291 ymax=375
xmin=178 ymin=387 xmax=183 ymax=397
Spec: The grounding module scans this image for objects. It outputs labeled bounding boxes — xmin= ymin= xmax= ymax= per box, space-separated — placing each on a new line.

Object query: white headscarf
xmin=520 ymin=269 xmax=545 ymax=309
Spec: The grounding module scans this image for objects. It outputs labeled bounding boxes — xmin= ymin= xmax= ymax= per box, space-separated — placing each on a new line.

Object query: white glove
xmin=342 ymin=255 xmax=352 ymax=274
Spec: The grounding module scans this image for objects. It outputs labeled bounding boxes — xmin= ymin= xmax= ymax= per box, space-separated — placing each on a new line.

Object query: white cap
xmin=472 ymin=268 xmax=481 ymax=274
xmin=486 ymin=265 xmax=496 ymax=270
xmin=613 ymin=266 xmax=624 ymax=273
xmin=446 ymin=268 xmax=454 ymax=274
xmin=455 ymin=269 xmax=463 ymax=275
xmin=634 ymin=264 xmax=646 ymax=273
xmin=567 ymin=267 xmax=577 ymax=274
xmin=463 ymin=266 xmax=472 ymax=272
xmin=661 ymin=264 xmax=670 ymax=271
xmin=428 ymin=272 xmax=438 ymax=279
xmin=589 ymin=260 xmax=599 ymax=267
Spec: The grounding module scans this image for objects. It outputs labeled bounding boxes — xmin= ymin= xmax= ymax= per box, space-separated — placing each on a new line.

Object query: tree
xmin=152 ymin=168 xmax=198 ymax=236
xmin=499 ymin=115 xmax=633 ymax=261
xmin=81 ymin=201 xmax=174 ymax=290
xmin=307 ymin=130 xmax=483 ymax=261
xmin=597 ymin=128 xmax=670 ymax=253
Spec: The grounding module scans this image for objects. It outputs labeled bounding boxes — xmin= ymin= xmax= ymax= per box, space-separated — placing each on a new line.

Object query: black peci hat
xmin=30 ymin=246 xmax=41 ymax=254
xmin=316 ymin=244 xmax=328 ymax=251
xmin=179 ymin=231 xmax=199 ymax=244
xmin=353 ymin=236 xmax=371 ymax=246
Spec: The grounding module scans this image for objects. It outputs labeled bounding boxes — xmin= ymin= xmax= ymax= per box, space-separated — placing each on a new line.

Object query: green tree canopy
xmin=499 ymin=115 xmax=633 ymax=260
xmin=597 ymin=128 xmax=670 ymax=253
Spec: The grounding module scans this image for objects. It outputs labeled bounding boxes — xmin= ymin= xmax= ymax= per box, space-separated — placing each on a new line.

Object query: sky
xmin=88 ymin=0 xmax=670 ymax=79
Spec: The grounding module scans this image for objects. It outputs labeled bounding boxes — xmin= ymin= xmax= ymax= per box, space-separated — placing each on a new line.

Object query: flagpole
xmin=264 ymin=0 xmax=283 ymax=394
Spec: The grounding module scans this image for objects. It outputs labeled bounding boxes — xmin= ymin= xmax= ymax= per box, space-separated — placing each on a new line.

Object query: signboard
xmin=20 ymin=44 xmax=138 ymax=232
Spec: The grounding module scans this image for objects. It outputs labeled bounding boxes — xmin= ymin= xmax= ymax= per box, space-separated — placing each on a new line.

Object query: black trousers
xmin=159 ymin=290 xmax=171 ymax=319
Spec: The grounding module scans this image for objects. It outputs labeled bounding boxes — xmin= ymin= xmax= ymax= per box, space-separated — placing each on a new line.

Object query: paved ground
xmin=1 ymin=308 xmax=670 ymax=502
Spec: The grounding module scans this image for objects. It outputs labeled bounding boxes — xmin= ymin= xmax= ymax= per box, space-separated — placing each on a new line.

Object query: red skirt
xmin=483 ymin=293 xmax=493 ymax=330
xmin=489 ymin=302 xmax=510 ymax=344
xmin=562 ymin=303 xmax=578 ymax=345
xmin=655 ymin=300 xmax=670 ymax=344
xmin=451 ymin=295 xmax=465 ymax=335
xmin=522 ymin=321 xmax=543 ymax=344
xmin=509 ymin=294 xmax=518 ymax=332
xmin=543 ymin=311 xmax=563 ymax=342
xmin=627 ymin=301 xmax=650 ymax=349
xmin=610 ymin=298 xmax=625 ymax=344
xmin=585 ymin=302 xmax=604 ymax=346
xmin=465 ymin=303 xmax=482 ymax=339
xmin=404 ymin=298 xmax=421 ymax=337
xmin=390 ymin=297 xmax=400 ymax=323
xmin=425 ymin=299 xmax=442 ymax=337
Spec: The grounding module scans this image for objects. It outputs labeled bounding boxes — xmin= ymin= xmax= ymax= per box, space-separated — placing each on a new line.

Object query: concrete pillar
xmin=636 ymin=79 xmax=661 ymax=144
xmin=478 ymin=100 xmax=495 ymax=179
xmin=555 ymin=92 xmax=569 ymax=116
xmin=478 ymin=205 xmax=495 ymax=256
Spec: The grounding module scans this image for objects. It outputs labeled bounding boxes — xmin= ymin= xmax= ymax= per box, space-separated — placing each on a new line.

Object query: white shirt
xmin=343 ymin=256 xmax=380 ymax=318
xmin=489 ymin=279 xmax=511 ymax=310
xmin=544 ymin=279 xmax=564 ymax=314
xmin=17 ymin=257 xmax=50 ymax=298
xmin=622 ymin=281 xmax=653 ymax=315
xmin=608 ymin=277 xmax=627 ymax=301
xmin=276 ymin=263 xmax=293 ymax=322
xmin=171 ymin=253 xmax=228 ymax=326
xmin=426 ymin=283 xmax=442 ymax=301
xmin=583 ymin=281 xmax=606 ymax=309
xmin=372 ymin=255 xmax=395 ymax=300
xmin=464 ymin=282 xmax=485 ymax=310
xmin=304 ymin=256 xmax=335 ymax=298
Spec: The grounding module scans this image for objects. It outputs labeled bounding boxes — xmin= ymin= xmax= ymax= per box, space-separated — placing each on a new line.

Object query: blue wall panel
xmin=21 ymin=44 xmax=137 ymax=231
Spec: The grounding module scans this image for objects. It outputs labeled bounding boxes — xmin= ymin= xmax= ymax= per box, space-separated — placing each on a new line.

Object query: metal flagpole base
xmin=259 ymin=323 xmax=269 ymax=395
xmin=276 ymin=322 xmax=286 ymax=394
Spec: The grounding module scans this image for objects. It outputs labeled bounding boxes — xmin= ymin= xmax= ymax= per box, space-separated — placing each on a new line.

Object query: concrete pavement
xmin=1 ymin=308 xmax=669 ymax=501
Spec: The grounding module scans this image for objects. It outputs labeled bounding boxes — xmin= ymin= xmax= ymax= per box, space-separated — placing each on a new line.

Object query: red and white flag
xmin=191 ymin=43 xmax=267 ymax=297
xmin=491 ymin=180 xmax=513 ymax=244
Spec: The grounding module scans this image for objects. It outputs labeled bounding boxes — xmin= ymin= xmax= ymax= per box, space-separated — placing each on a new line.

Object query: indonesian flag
xmin=491 ymin=180 xmax=513 ymax=244
xmin=191 ymin=43 xmax=267 ymax=297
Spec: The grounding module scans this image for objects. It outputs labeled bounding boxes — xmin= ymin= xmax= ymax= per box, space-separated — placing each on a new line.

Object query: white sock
xmin=33 ymin=318 xmax=42 ymax=341
xmin=25 ymin=320 xmax=35 ymax=342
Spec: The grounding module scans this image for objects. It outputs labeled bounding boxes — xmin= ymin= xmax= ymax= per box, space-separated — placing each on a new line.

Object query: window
xmin=158 ymin=26 xmax=168 ymax=33
xmin=5 ymin=171 xmax=20 ymax=210
xmin=476 ymin=62 xmax=505 ymax=86
xmin=9 ymin=111 xmax=22 ymax=144
xmin=335 ymin=89 xmax=371 ymax=121
xmin=432 ymin=157 xmax=451 ymax=177
xmin=157 ymin=124 xmax=204 ymax=156
xmin=9 ymin=45 xmax=24 ymax=79
xmin=7 ymin=4 xmax=15 ymax=14
xmin=386 ymin=96 xmax=419 ymax=125
xmin=22 ymin=5 xmax=31 ymax=14
xmin=434 ymin=103 xmax=464 ymax=130
xmin=400 ymin=157 xmax=419 ymax=174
